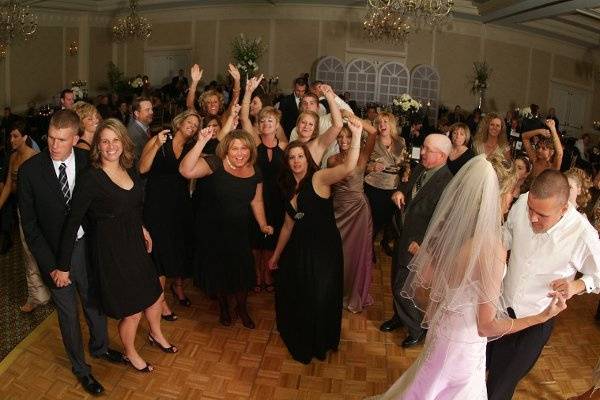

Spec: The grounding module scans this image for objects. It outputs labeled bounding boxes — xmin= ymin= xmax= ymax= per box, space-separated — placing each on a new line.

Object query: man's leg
xmin=486 ymin=318 xmax=555 ymax=400
xmin=69 ymin=239 xmax=108 ymax=356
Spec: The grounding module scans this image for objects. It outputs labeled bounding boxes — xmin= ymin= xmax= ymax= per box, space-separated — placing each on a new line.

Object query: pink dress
xmin=367 ymin=286 xmax=488 ymax=399
xmin=332 ymin=166 xmax=374 ymax=313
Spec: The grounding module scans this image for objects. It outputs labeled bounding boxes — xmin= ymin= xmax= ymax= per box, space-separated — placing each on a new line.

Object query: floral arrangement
xmin=469 ymin=61 xmax=492 ymax=95
xmin=391 ymin=94 xmax=422 ymax=126
xmin=130 ymin=77 xmax=143 ymax=89
xmin=71 ymin=79 xmax=87 ymax=100
xmin=231 ymin=34 xmax=267 ymax=77
xmin=593 ymin=120 xmax=600 ymax=131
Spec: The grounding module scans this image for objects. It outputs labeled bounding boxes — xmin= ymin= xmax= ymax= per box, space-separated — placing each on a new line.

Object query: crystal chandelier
xmin=0 ymin=0 xmax=38 ymax=52
xmin=111 ymin=0 xmax=152 ymax=42
xmin=363 ymin=0 xmax=454 ymax=43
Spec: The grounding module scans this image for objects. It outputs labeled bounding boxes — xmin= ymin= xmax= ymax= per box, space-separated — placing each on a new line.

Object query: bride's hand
xmin=540 ymin=292 xmax=567 ymax=321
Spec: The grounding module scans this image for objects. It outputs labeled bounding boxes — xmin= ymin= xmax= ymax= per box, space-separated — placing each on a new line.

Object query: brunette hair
xmin=49 ymin=109 xmax=80 ymax=133
xmin=450 ymin=122 xmax=471 ymax=145
xmin=278 ymin=140 xmax=319 ymax=201
xmin=215 ymin=129 xmax=257 ymax=165
xmin=89 ymin=118 xmax=135 ymax=169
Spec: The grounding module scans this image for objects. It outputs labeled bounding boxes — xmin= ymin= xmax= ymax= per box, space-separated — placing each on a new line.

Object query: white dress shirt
xmin=502 ymin=193 xmax=600 ymax=318
xmin=52 ymin=150 xmax=84 ymax=239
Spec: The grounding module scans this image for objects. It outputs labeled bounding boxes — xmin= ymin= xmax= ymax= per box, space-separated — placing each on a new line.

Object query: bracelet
xmin=350 ymin=145 xmax=360 ymax=149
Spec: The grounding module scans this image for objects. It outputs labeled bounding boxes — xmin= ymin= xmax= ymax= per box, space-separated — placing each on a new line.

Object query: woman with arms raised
xmin=58 ymin=119 xmax=177 ymax=373
xmin=179 ymin=129 xmax=273 ymax=328
xmin=266 ymin=116 xmax=363 ymax=364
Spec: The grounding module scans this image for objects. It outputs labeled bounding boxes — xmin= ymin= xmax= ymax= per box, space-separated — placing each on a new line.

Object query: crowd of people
xmin=1 ymin=62 xmax=600 ymax=399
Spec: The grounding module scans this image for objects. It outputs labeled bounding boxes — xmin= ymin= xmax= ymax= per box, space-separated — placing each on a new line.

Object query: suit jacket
xmin=278 ymin=93 xmax=300 ymax=139
xmin=18 ymin=148 xmax=89 ymax=287
xmin=127 ymin=118 xmax=148 ymax=160
xmin=393 ymin=163 xmax=454 ymax=268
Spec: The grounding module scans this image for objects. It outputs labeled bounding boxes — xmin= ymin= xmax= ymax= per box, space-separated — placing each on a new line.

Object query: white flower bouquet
xmin=71 ymin=79 xmax=88 ymax=100
xmin=130 ymin=77 xmax=143 ymax=88
xmin=519 ymin=107 xmax=533 ymax=119
xmin=231 ymin=34 xmax=266 ymax=78
xmin=392 ymin=94 xmax=422 ymax=125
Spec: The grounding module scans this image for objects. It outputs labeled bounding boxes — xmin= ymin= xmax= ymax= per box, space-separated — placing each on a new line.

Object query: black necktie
xmin=415 ymin=170 xmax=427 ymax=192
xmin=58 ymin=162 xmax=71 ymax=206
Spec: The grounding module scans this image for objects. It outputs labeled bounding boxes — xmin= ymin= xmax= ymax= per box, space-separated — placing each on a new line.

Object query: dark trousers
xmin=364 ymin=184 xmax=395 ymax=244
xmin=392 ymin=259 xmax=424 ymax=338
xmin=486 ymin=310 xmax=555 ymax=400
xmin=50 ymin=238 xmax=108 ymax=377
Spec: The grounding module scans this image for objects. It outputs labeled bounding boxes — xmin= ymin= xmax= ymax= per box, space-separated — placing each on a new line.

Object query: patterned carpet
xmin=0 ymin=231 xmax=54 ymax=361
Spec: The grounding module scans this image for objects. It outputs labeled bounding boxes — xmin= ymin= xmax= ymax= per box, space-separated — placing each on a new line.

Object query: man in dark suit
xmin=379 ymin=134 xmax=454 ymax=347
xmin=18 ymin=110 xmax=123 ymax=396
xmin=127 ymin=96 xmax=153 ymax=161
xmin=277 ymin=77 xmax=307 ymax=139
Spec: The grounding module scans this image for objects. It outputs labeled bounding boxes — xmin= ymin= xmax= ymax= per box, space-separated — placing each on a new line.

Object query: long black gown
xmin=250 ymin=141 xmax=285 ymax=250
xmin=194 ymin=155 xmax=262 ymax=296
xmin=275 ymin=179 xmax=344 ymax=364
xmin=58 ymin=168 xmax=162 ymax=319
xmin=143 ymin=140 xmax=193 ymax=277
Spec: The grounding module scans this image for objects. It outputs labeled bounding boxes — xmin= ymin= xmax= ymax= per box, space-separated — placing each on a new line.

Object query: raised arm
xmin=138 ymin=129 xmax=170 ymax=174
xmin=309 ymin=85 xmax=343 ymax=163
xmin=358 ymin=123 xmax=378 ymax=169
xmin=219 ymin=103 xmax=241 ymax=141
xmin=179 ymin=127 xmax=216 ymax=179
xmin=546 ymin=119 xmax=563 ymax=170
xmin=522 ymin=128 xmax=549 ymax=162
xmin=240 ymin=75 xmax=264 ymax=145
xmin=186 ymin=64 xmax=203 ymax=111
xmin=314 ymin=115 xmax=362 ymax=190
xmin=220 ymin=63 xmax=242 ymax=126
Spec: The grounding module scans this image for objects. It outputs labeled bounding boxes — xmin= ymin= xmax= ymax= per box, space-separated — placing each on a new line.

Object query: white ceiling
xmin=24 ymin=0 xmax=600 ymax=47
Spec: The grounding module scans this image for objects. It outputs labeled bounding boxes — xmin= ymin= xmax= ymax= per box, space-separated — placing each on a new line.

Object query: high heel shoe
xmin=148 ymin=334 xmax=178 ymax=353
xmin=123 ymin=356 xmax=153 ymax=373
xmin=161 ymin=312 xmax=178 ymax=322
xmin=235 ymin=306 xmax=255 ymax=329
xmin=219 ymin=307 xmax=231 ymax=326
xmin=170 ymin=283 xmax=191 ymax=307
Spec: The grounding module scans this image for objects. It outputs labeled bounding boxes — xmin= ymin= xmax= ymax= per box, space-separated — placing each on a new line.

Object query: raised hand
xmin=231 ymin=103 xmax=241 ymax=117
xmin=347 ymin=115 xmax=363 ymax=135
xmin=154 ymin=129 xmax=169 ymax=147
xmin=198 ymin=126 xmax=215 ymax=143
xmin=228 ymin=63 xmax=241 ymax=81
xmin=320 ymin=84 xmax=335 ymax=97
xmin=191 ymin=64 xmax=203 ymax=82
xmin=245 ymin=74 xmax=264 ymax=94
xmin=545 ymin=119 xmax=556 ymax=130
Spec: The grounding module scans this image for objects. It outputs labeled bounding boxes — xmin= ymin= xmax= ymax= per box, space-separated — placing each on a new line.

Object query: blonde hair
xmin=90 ymin=118 xmax=135 ymax=169
xmin=450 ymin=122 xmax=471 ymax=145
xmin=489 ymin=154 xmax=518 ymax=198
xmin=200 ymin=90 xmax=224 ymax=115
xmin=565 ymin=167 xmax=592 ymax=210
xmin=296 ymin=111 xmax=320 ymax=140
xmin=474 ymin=113 xmax=507 ymax=148
xmin=374 ymin=111 xmax=399 ymax=139
xmin=216 ymin=129 xmax=257 ymax=165
xmin=73 ymin=101 xmax=100 ymax=133
xmin=258 ymin=106 xmax=282 ymax=123
xmin=172 ymin=110 xmax=201 ymax=135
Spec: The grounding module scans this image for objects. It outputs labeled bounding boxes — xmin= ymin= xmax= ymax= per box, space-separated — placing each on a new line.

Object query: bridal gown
xmin=367 ymin=284 xmax=488 ymax=400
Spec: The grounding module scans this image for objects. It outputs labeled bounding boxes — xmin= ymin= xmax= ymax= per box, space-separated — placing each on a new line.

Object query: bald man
xmin=379 ymin=134 xmax=454 ymax=347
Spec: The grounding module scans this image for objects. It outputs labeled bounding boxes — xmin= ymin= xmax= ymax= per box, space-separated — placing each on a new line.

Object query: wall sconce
xmin=67 ymin=41 xmax=78 ymax=56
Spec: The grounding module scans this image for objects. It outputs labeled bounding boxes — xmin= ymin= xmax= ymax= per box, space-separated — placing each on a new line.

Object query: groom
xmin=18 ymin=110 xmax=124 ymax=395
xmin=487 ymin=170 xmax=600 ymax=400
xmin=381 ymin=134 xmax=453 ymax=347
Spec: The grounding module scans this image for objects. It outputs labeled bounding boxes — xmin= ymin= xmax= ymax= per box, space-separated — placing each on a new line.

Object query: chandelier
xmin=111 ymin=0 xmax=152 ymax=42
xmin=363 ymin=0 xmax=454 ymax=43
xmin=0 ymin=0 xmax=38 ymax=53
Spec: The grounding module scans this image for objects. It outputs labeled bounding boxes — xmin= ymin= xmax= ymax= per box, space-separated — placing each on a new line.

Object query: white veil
xmin=400 ymin=155 xmax=510 ymax=342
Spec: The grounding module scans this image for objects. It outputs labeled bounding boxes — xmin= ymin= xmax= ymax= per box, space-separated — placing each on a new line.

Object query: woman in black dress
xmin=267 ymin=116 xmax=363 ymax=364
xmin=58 ymin=119 xmax=177 ymax=373
xmin=139 ymin=110 xmax=199 ymax=317
xmin=180 ymin=129 xmax=273 ymax=328
xmin=447 ymin=122 xmax=475 ymax=175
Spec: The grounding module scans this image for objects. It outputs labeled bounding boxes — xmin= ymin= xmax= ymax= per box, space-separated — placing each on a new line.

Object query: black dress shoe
xmin=93 ymin=348 xmax=126 ymax=364
xmin=380 ymin=240 xmax=394 ymax=257
xmin=401 ymin=333 xmax=425 ymax=348
xmin=78 ymin=374 xmax=104 ymax=395
xmin=379 ymin=317 xmax=403 ymax=332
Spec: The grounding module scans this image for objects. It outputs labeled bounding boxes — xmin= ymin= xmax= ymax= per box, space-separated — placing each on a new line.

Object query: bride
xmin=368 ymin=155 xmax=567 ymax=399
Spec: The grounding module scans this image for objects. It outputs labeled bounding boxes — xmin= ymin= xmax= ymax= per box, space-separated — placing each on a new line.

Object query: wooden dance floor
xmin=1 ymin=247 xmax=599 ymax=399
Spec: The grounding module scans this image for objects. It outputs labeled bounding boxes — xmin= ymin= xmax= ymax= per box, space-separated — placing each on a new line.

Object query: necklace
xmin=225 ymin=156 xmax=237 ymax=170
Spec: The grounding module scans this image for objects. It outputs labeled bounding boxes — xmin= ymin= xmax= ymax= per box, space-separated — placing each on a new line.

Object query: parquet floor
xmin=0 ymin=245 xmax=599 ymax=399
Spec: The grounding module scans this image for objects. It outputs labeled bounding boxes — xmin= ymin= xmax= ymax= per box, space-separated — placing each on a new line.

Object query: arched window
xmin=314 ymin=56 xmax=345 ymax=94
xmin=344 ymin=59 xmax=377 ymax=106
xmin=410 ymin=65 xmax=440 ymax=124
xmin=377 ymin=62 xmax=410 ymax=106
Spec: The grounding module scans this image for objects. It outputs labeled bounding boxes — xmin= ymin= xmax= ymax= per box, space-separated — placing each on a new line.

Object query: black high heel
xmin=235 ymin=306 xmax=255 ymax=329
xmin=161 ymin=312 xmax=177 ymax=322
xmin=123 ymin=356 xmax=153 ymax=372
xmin=170 ymin=283 xmax=191 ymax=307
xmin=148 ymin=334 xmax=178 ymax=353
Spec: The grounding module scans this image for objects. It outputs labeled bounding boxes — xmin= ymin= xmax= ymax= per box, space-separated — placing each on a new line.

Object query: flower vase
xmin=477 ymin=88 xmax=486 ymax=111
